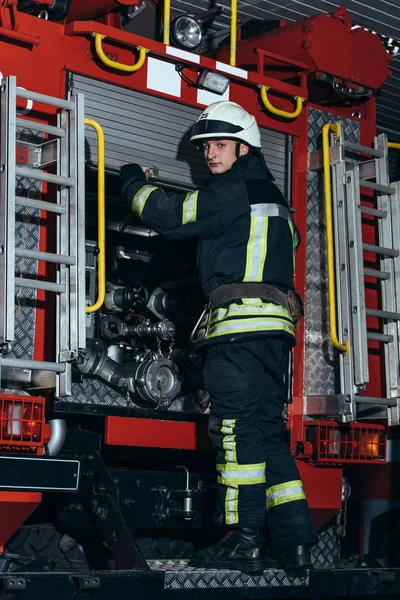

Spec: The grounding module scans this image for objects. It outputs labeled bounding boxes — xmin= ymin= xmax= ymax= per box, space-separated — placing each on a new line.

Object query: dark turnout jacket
xmin=121 ymin=154 xmax=300 ymax=347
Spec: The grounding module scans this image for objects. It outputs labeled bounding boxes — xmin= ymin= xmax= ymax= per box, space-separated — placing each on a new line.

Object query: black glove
xmin=120 ymin=163 xmax=146 ymax=183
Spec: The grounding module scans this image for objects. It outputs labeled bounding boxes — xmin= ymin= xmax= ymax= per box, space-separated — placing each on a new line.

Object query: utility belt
xmin=190 ymin=283 xmax=304 ymax=344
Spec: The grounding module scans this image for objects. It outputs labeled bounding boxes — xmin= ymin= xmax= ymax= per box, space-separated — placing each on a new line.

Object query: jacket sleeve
xmin=121 ymin=164 xmax=248 ymax=241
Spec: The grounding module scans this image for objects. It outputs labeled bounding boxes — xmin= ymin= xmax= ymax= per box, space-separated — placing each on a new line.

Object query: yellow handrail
xmin=230 ymin=0 xmax=237 ymax=67
xmin=388 ymin=142 xmax=400 ymax=150
xmin=260 ymin=86 xmax=304 ymax=119
xmin=322 ymin=122 xmax=350 ymax=356
xmin=94 ymin=34 xmax=147 ymax=73
xmin=84 ymin=118 xmax=106 ymax=314
xmin=163 ymin=0 xmax=171 ymax=45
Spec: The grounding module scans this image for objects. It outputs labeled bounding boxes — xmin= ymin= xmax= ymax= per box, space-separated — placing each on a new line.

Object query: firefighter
xmin=120 ymin=101 xmax=318 ymax=574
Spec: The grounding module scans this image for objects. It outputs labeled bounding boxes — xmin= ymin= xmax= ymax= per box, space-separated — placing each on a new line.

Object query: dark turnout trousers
xmin=204 ymin=338 xmax=318 ymax=549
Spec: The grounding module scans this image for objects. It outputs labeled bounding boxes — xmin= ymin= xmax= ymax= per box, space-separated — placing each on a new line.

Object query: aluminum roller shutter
xmin=70 ymin=73 xmax=289 ymax=192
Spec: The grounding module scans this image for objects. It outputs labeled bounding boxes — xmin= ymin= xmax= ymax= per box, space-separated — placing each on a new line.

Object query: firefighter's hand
xmin=144 ymin=169 xmax=150 ymax=181
xmin=120 ymin=163 xmax=147 ymax=183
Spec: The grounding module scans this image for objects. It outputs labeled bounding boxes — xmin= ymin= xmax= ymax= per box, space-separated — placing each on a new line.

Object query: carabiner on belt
xmin=190 ymin=299 xmax=213 ymax=344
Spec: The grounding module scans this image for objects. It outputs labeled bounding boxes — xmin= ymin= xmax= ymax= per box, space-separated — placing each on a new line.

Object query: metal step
xmin=364 ymin=268 xmax=390 ymax=280
xmin=366 ymin=308 xmax=400 ymax=320
xmin=15 ymin=196 xmax=66 ymax=214
xmin=343 ymin=141 xmax=384 ymax=158
xmin=363 ymin=243 xmax=399 ymax=257
xmin=355 ymin=396 xmax=398 ymax=407
xmin=360 ymin=179 xmax=395 ymax=195
xmin=367 ymin=332 xmax=394 ymax=342
xmin=15 ymin=166 xmax=74 ymax=187
xmin=16 ymin=118 xmax=65 ymax=138
xmin=15 ymin=277 xmax=65 ymax=293
xmin=360 ymin=205 xmax=387 ymax=218
xmin=15 ymin=248 xmax=76 ymax=265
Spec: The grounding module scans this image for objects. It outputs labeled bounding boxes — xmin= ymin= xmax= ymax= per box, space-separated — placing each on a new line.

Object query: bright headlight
xmin=171 ymin=16 xmax=203 ymax=50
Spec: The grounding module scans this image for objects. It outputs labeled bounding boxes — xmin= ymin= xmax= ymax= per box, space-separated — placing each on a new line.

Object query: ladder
xmin=327 ymin=124 xmax=400 ymax=425
xmin=0 ymin=76 xmax=86 ymax=396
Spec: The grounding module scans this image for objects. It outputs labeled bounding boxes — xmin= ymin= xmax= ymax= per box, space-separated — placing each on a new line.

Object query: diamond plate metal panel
xmin=147 ymin=560 xmax=309 ymax=589
xmin=305 ymin=109 xmax=359 ymax=397
xmin=9 ymin=128 xmax=42 ymax=362
xmin=311 ymin=523 xmax=341 ymax=569
xmin=68 ymin=379 xmax=129 ymax=407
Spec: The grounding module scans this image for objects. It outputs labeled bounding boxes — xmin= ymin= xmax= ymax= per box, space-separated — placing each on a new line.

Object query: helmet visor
xmin=191 ymin=119 xmax=244 ymax=138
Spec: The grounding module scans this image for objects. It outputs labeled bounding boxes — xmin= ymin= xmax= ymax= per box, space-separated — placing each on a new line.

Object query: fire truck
xmin=0 ymin=0 xmax=400 ymax=597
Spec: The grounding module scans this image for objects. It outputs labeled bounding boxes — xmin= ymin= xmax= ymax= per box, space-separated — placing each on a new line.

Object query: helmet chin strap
xmin=235 ymin=142 xmax=241 ymax=159
xmin=235 ymin=142 xmax=275 ymax=181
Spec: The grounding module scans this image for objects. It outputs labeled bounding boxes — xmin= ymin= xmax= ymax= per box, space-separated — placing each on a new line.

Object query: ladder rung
xmin=366 ymin=308 xmax=400 ymax=321
xmin=355 ymin=396 xmax=398 ymax=407
xmin=343 ymin=142 xmax=384 ymax=158
xmin=16 ymin=166 xmax=74 ymax=187
xmin=363 ymin=243 xmax=399 ymax=257
xmin=16 ymin=118 xmax=65 ymax=138
xmin=15 ymin=277 xmax=65 ymax=293
xmin=360 ymin=206 xmax=387 ymax=218
xmin=15 ymin=248 xmax=75 ymax=265
xmin=15 ymin=196 xmax=65 ymax=214
xmin=367 ymin=332 xmax=394 ymax=343
xmin=0 ymin=357 xmax=65 ymax=373
xmin=360 ymin=180 xmax=395 ymax=195
xmin=16 ymin=88 xmax=75 ymax=111
xmin=356 ymin=396 xmax=398 ymax=407
xmin=364 ymin=268 xmax=390 ymax=280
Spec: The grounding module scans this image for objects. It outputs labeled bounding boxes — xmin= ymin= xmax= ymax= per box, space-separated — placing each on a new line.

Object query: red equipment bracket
xmin=105 ymin=416 xmax=212 ymax=451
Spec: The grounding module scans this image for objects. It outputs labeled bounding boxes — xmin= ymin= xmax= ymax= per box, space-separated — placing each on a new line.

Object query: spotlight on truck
xmin=170 ymin=7 xmax=224 ymax=52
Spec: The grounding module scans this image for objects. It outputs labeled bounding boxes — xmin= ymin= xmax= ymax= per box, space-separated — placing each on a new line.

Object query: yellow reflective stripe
xmin=132 ymin=185 xmax=159 ymax=217
xmin=217 ymin=462 xmax=266 ymax=485
xmin=267 ymin=480 xmax=303 ymax=494
xmin=266 ymin=480 xmax=306 ymax=510
xmin=219 ymin=475 xmax=266 ymax=485
xmin=199 ymin=318 xmax=295 ymax=339
xmin=225 ymin=484 xmax=239 ymax=525
xmin=267 ymin=491 xmax=306 ymax=509
xmin=243 ymin=214 xmax=268 ymax=282
xmin=182 ymin=190 xmax=198 ymax=225
xmin=221 ymin=419 xmax=236 ymax=435
xmin=217 ymin=463 xmax=266 ymax=472
xmin=209 ymin=302 xmax=291 ymax=320
xmin=288 ymin=220 xmax=296 ymax=269
xmin=222 ymin=419 xmax=237 ymax=463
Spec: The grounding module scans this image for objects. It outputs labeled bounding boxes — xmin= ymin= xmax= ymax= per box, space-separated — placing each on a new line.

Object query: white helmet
xmin=190 ymin=101 xmax=262 ymax=148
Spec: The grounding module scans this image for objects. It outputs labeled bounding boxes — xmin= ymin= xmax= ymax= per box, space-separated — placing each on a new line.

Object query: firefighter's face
xmin=202 ymin=139 xmax=249 ymax=174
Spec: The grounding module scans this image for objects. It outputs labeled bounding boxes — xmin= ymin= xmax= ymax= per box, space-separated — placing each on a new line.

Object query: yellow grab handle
xmin=260 ymin=86 xmax=304 ymax=119
xmin=388 ymin=142 xmax=400 ymax=150
xmin=163 ymin=0 xmax=171 ymax=45
xmin=94 ymin=33 xmax=147 ymax=73
xmin=322 ymin=122 xmax=350 ymax=356
xmin=84 ymin=118 xmax=106 ymax=314
xmin=230 ymin=0 xmax=237 ymax=67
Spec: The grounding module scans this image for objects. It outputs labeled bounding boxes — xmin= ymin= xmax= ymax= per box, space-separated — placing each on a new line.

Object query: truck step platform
xmin=148 ymin=559 xmax=308 ymax=589
xmin=1 ymin=563 xmax=400 ymax=599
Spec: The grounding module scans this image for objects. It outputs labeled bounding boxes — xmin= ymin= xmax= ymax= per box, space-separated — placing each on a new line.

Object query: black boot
xmin=267 ymin=544 xmax=312 ymax=570
xmin=189 ymin=528 xmax=274 ymax=575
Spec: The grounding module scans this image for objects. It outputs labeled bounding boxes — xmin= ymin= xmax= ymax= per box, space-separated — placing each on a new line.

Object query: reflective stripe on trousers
xmin=266 ymin=480 xmax=306 ymax=510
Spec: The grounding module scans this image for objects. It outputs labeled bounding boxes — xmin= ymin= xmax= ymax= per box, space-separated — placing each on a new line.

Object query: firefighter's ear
xmin=239 ymin=143 xmax=250 ymax=157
